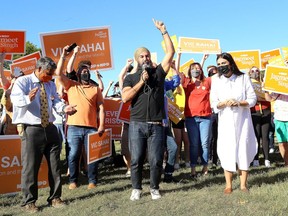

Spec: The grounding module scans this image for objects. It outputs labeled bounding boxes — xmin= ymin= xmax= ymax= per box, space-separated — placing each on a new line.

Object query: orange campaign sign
xmin=40 ymin=27 xmax=113 ymax=72
xmin=104 ymin=98 xmax=122 ymax=140
xmin=261 ymin=48 xmax=281 ymax=70
xmin=180 ymin=58 xmax=194 ymax=76
xmin=229 ymin=50 xmax=261 ymax=72
xmin=0 ymin=70 xmax=12 ymax=89
xmin=87 ymin=129 xmax=112 ymax=164
xmin=13 ymin=51 xmax=41 ymax=63
xmin=263 ymin=65 xmax=288 ymax=95
xmin=117 ymin=101 xmax=131 ymax=123
xmin=0 ymin=30 xmax=26 ymax=54
xmin=4 ymin=54 xmax=12 ymax=61
xmin=10 ymin=58 xmax=37 ymax=76
xmin=178 ymin=37 xmax=221 ymax=54
xmin=161 ymin=35 xmax=178 ymax=53
xmin=0 ymin=135 xmax=48 ymax=195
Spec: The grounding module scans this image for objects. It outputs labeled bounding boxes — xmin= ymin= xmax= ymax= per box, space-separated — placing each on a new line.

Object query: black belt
xmin=25 ymin=122 xmax=53 ymax=127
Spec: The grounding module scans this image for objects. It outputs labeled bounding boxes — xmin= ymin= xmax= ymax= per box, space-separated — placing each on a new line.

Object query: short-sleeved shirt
xmin=123 ymin=64 xmax=166 ymax=122
xmin=65 ymin=79 xmax=103 ymax=128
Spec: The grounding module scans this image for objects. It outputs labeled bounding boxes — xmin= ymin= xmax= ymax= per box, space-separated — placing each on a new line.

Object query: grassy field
xmin=1 ymin=143 xmax=288 ymax=216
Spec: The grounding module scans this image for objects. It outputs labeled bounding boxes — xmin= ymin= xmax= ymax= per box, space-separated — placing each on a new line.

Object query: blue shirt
xmin=163 ymin=75 xmax=181 ymax=125
xmin=10 ymin=72 xmax=65 ymax=125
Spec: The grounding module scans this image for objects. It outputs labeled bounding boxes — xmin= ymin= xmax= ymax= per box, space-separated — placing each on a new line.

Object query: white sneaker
xmin=185 ymin=162 xmax=190 ymax=168
xmin=253 ymin=160 xmax=259 ymax=167
xmin=269 ymin=148 xmax=275 ymax=154
xmin=130 ymin=189 xmax=141 ymax=201
xmin=174 ymin=163 xmax=180 ymax=170
xmin=265 ymin=160 xmax=271 ymax=168
xmin=150 ymin=189 xmax=161 ymax=200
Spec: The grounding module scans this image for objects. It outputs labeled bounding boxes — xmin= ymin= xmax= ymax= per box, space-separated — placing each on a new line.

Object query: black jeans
xmin=129 ymin=121 xmax=165 ymax=190
xmin=251 ymin=108 xmax=271 ymax=160
xmin=21 ymin=124 xmax=62 ymax=206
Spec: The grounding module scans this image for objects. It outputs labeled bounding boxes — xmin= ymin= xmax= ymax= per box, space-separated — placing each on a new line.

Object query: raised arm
xmin=103 ymin=81 xmax=114 ymax=98
xmin=153 ymin=18 xmax=175 ymax=73
xmin=200 ymin=54 xmax=209 ymax=68
xmin=0 ymin=53 xmax=10 ymax=89
xmin=95 ymin=70 xmax=104 ymax=91
xmin=66 ymin=45 xmax=80 ymax=73
xmin=55 ymin=46 xmax=71 ymax=90
xmin=119 ymin=58 xmax=133 ymax=90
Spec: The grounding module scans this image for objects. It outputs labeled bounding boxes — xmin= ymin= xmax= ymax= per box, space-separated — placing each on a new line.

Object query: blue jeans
xmin=67 ymin=125 xmax=98 ymax=184
xmin=129 ymin=121 xmax=165 ymax=190
xmin=164 ymin=126 xmax=177 ymax=175
xmin=185 ymin=116 xmax=211 ymax=167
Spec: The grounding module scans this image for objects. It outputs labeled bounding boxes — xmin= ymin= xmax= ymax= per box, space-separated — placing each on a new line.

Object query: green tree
xmin=13 ymin=41 xmax=41 ymax=60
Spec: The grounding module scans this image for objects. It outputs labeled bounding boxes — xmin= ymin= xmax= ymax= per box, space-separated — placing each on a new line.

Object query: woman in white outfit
xmin=210 ymin=52 xmax=257 ymax=194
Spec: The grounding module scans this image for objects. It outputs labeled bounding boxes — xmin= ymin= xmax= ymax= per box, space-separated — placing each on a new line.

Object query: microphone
xmin=142 ymin=63 xmax=149 ymax=71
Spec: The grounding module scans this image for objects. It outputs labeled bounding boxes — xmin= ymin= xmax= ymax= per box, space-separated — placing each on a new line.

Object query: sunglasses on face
xmin=251 ymin=69 xmax=259 ymax=73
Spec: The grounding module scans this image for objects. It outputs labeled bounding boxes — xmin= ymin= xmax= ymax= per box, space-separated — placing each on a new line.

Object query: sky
xmin=2 ymin=0 xmax=288 ymax=95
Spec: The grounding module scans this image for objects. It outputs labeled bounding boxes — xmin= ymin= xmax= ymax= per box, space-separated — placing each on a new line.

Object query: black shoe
xmin=163 ymin=175 xmax=179 ymax=183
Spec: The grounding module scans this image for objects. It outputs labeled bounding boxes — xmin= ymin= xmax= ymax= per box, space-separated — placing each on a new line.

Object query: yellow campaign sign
xmin=263 ymin=65 xmax=288 ymax=95
xmin=251 ymin=79 xmax=265 ymax=98
xmin=261 ymin=48 xmax=281 ymax=70
xmin=178 ymin=37 xmax=221 ymax=54
xmin=229 ymin=50 xmax=260 ymax=72
xmin=281 ymin=47 xmax=288 ymax=60
xmin=180 ymin=58 xmax=194 ymax=76
xmin=268 ymin=55 xmax=285 ymax=67
xmin=161 ymin=35 xmax=178 ymax=53
xmin=167 ymin=85 xmax=185 ymax=124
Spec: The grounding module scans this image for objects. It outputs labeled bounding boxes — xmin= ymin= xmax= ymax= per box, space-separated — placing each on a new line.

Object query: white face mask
xmin=191 ymin=70 xmax=200 ymax=78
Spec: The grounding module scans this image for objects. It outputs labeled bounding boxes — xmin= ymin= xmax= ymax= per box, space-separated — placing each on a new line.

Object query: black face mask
xmin=80 ymin=73 xmax=90 ymax=82
xmin=217 ymin=65 xmax=230 ymax=75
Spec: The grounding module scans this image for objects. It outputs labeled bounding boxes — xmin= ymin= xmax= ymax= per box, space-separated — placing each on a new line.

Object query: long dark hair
xmin=216 ymin=52 xmax=243 ymax=76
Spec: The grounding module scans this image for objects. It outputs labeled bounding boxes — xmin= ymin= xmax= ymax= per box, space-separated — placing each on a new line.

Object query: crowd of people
xmin=1 ymin=19 xmax=288 ymax=213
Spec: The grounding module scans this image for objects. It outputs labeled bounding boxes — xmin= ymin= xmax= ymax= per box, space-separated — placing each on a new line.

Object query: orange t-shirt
xmin=66 ymin=80 xmax=104 ymax=128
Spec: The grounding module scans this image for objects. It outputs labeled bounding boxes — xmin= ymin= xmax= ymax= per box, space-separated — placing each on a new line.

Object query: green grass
xmin=1 ymin=143 xmax=287 ymax=216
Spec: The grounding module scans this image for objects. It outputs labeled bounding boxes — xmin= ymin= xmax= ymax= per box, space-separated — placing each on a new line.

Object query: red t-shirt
xmin=182 ymin=76 xmax=212 ymax=117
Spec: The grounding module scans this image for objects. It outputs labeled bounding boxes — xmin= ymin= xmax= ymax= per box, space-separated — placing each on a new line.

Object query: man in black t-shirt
xmin=122 ymin=18 xmax=175 ymax=201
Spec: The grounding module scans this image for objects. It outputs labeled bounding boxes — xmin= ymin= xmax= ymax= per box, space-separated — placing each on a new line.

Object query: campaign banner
xmin=40 ymin=26 xmax=113 ymax=71
xmin=10 ymin=58 xmax=37 ymax=76
xmin=0 ymin=70 xmax=12 ymax=89
xmin=263 ymin=65 xmax=288 ymax=95
xmin=104 ymin=98 xmax=122 ymax=140
xmin=161 ymin=35 xmax=178 ymax=54
xmin=261 ymin=48 xmax=281 ymax=70
xmin=0 ymin=135 xmax=48 ymax=195
xmin=229 ymin=50 xmax=261 ymax=72
xmin=281 ymin=47 xmax=288 ymax=60
xmin=4 ymin=54 xmax=12 ymax=61
xmin=251 ymin=79 xmax=265 ymax=98
xmin=178 ymin=37 xmax=221 ymax=54
xmin=13 ymin=51 xmax=41 ymax=63
xmin=180 ymin=58 xmax=194 ymax=76
xmin=87 ymin=129 xmax=112 ymax=164
xmin=117 ymin=101 xmax=131 ymax=123
xmin=167 ymin=85 xmax=185 ymax=124
xmin=268 ymin=55 xmax=285 ymax=67
xmin=0 ymin=30 xmax=25 ymax=54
